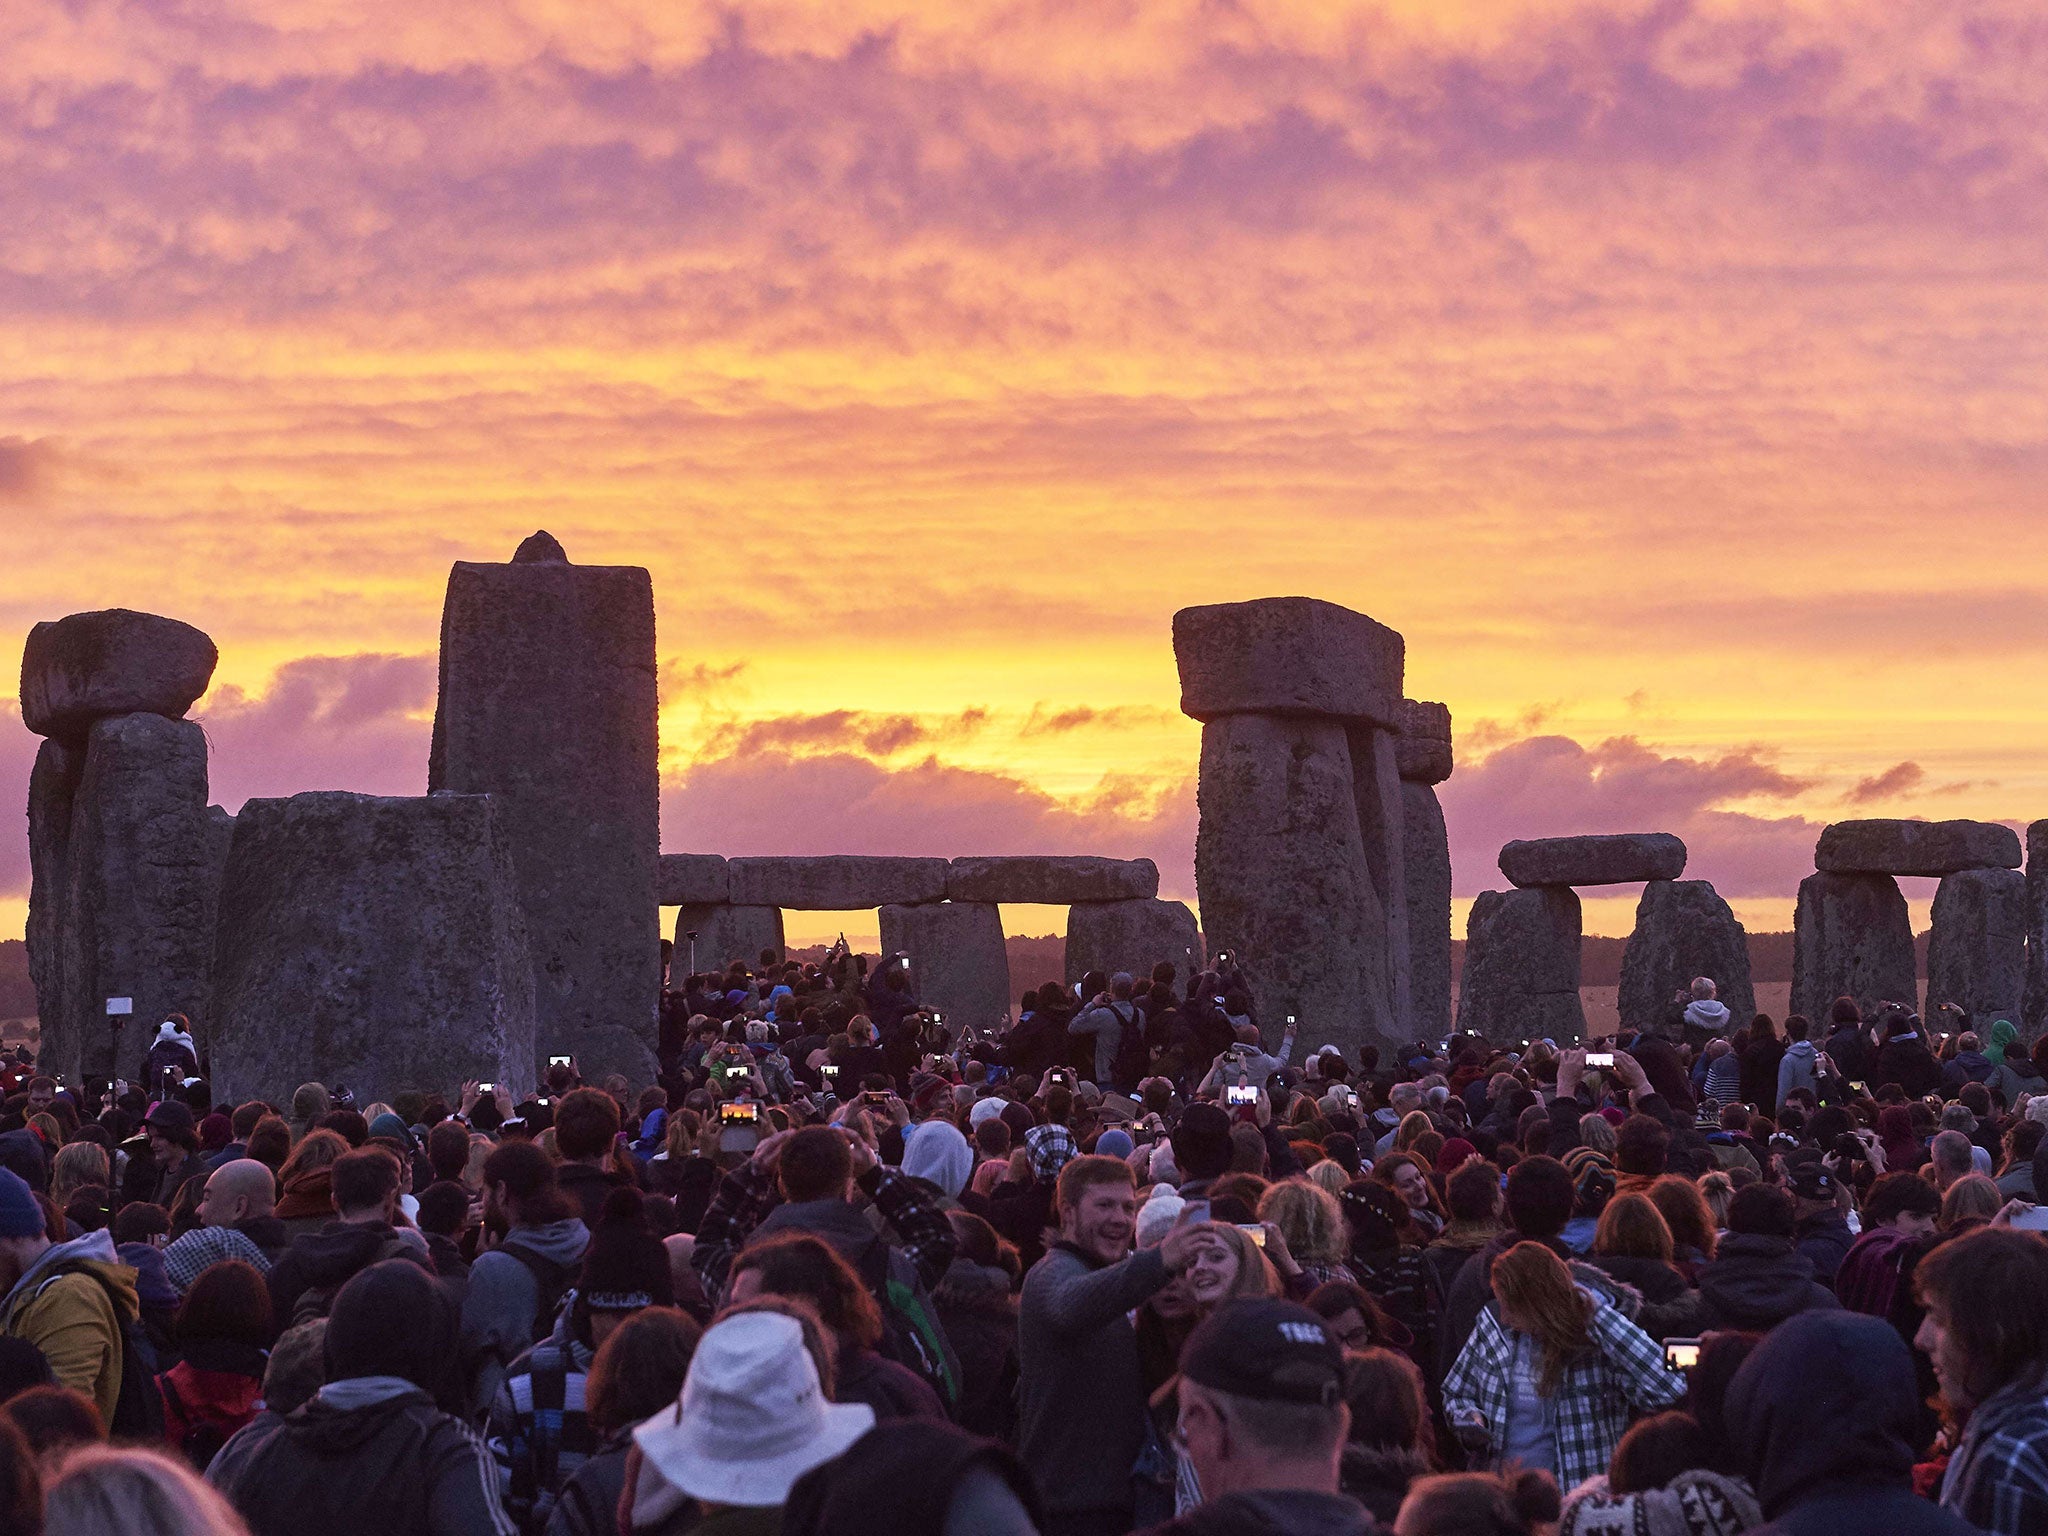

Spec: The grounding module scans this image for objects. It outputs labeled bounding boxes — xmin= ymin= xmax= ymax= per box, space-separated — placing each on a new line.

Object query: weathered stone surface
xmin=1790 ymin=872 xmax=1917 ymax=1022
xmin=1347 ymin=724 xmax=1412 ymax=1034
xmin=1063 ymin=900 xmax=1203 ymax=988
xmin=726 ymin=856 xmax=949 ymax=910
xmin=658 ymin=854 xmax=729 ymax=907
xmin=196 ymin=806 xmax=236 ymax=1017
xmin=1174 ymin=598 xmax=1404 ymax=727
xmin=1815 ymin=819 xmax=2021 ymax=878
xmin=429 ymin=536 xmax=660 ymax=1086
xmin=1194 ymin=713 xmax=1394 ymax=1052
xmin=1618 ymin=881 xmax=1755 ymax=1037
xmin=1456 ymin=887 xmax=1585 ymax=1045
xmin=879 ymin=902 xmax=1010 ymax=1033
xmin=210 ymin=792 xmax=536 ymax=1105
xmin=947 ymin=856 xmax=1159 ymax=906
xmin=21 ymin=610 xmax=218 ymax=741
xmin=1395 ymin=700 xmax=1453 ymax=785
xmin=1402 ymin=781 xmax=1453 ymax=1042
xmin=1925 ymin=867 xmax=2026 ymax=1025
xmin=1499 ymin=833 xmax=1687 ymax=889
xmin=513 ymin=529 xmax=568 ymax=563
xmin=2026 ymin=822 xmax=2048 ymax=1038
xmin=50 ymin=715 xmax=214 ymax=1084
xmin=25 ymin=740 xmax=78 ymax=1074
xmin=673 ymin=905 xmax=785 ymax=973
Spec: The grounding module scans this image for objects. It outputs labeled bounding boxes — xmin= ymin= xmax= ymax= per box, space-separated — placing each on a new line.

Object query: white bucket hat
xmin=631 ymin=1311 xmax=874 ymax=1509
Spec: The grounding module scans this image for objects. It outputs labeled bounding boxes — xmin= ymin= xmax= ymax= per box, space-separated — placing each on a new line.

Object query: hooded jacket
xmin=1695 ymin=1234 xmax=1838 ymax=1332
xmin=1941 ymin=1051 xmax=1995 ymax=1090
xmin=1875 ymin=1034 xmax=1942 ymax=1099
xmin=0 ymin=1228 xmax=139 ymax=1424
xmin=1683 ymin=998 xmax=1732 ymax=1041
xmin=934 ymin=1255 xmax=1018 ymax=1443
xmin=1727 ymin=1310 xmax=1978 ymax=1535
xmin=1776 ymin=1040 xmax=1819 ymax=1111
xmin=458 ymin=1216 xmax=589 ymax=1412
xmin=267 ymin=1220 xmax=434 ymax=1329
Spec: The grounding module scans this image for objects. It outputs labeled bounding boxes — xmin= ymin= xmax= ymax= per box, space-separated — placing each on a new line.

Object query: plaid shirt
xmin=488 ymin=1315 xmax=597 ymax=1535
xmin=691 ymin=1160 xmax=956 ymax=1305
xmin=162 ymin=1225 xmax=270 ymax=1292
xmin=1941 ymin=1379 xmax=2048 ymax=1536
xmin=1443 ymin=1295 xmax=1686 ymax=1492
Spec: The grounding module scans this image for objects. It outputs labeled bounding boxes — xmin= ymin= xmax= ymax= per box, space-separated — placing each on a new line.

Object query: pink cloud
xmin=0 ymin=702 xmax=38 ymax=897
xmin=195 ymin=653 xmax=434 ymax=811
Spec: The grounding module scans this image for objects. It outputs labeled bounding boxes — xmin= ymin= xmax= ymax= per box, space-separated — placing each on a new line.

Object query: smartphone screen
xmin=1664 ymin=1339 xmax=1700 ymax=1371
xmin=1237 ymin=1223 xmax=1267 ymax=1248
xmin=1226 ymin=1085 xmax=1257 ymax=1106
xmin=548 ymin=1055 xmax=571 ymax=1068
xmin=720 ymin=1102 xmax=759 ymax=1123
xmin=1586 ymin=1053 xmax=1615 ymax=1069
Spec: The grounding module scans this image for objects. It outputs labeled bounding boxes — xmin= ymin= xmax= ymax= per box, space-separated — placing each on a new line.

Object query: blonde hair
xmin=1577 ymin=1113 xmax=1617 ymax=1156
xmin=1393 ymin=1111 xmax=1434 ymax=1153
xmin=1592 ymin=1193 xmax=1674 ymax=1262
xmin=1697 ymin=1170 xmax=1734 ymax=1228
xmin=43 ymin=1445 xmax=251 ymax=1535
xmin=1941 ymin=1173 xmax=2003 ymax=1227
xmin=1258 ymin=1179 xmax=1347 ymax=1266
xmin=1489 ymin=1241 xmax=1591 ymax=1395
xmin=1306 ymin=1158 xmax=1351 ymax=1199
xmin=51 ymin=1142 xmax=111 ymax=1206
xmin=1199 ymin=1222 xmax=1282 ymax=1303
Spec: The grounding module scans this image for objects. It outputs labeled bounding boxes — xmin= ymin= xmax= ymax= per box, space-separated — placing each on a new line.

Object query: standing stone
xmin=58 ymin=715 xmax=213 ymax=1084
xmin=429 ymin=534 xmax=660 ymax=1084
xmin=673 ymin=906 xmax=786 ymax=974
xmin=2026 ymin=822 xmax=2048 ymax=1039
xmin=24 ymin=740 xmax=78 ymax=1060
xmin=1063 ymin=900 xmax=1203 ymax=988
xmin=1925 ymin=867 xmax=2026 ymax=1025
xmin=1617 ymin=880 xmax=1755 ymax=1037
xmin=1790 ymin=872 xmax=1917 ymax=1023
xmin=878 ymin=902 xmax=1010 ymax=1033
xmin=1402 ymin=781 xmax=1453 ymax=1042
xmin=20 ymin=609 xmax=218 ymax=741
xmin=209 ymin=792 xmax=535 ymax=1105
xmin=1194 ymin=714 xmax=1391 ymax=1053
xmin=1346 ymin=723 xmax=1412 ymax=1034
xmin=1456 ymin=887 xmax=1585 ymax=1046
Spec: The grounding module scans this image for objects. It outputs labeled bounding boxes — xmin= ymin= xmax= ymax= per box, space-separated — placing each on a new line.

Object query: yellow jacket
xmin=0 ymin=1231 xmax=140 ymax=1426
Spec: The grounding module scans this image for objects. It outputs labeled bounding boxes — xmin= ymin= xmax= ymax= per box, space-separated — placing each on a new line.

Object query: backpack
xmin=854 ymin=1236 xmax=961 ymax=1413
xmin=504 ymin=1243 xmax=580 ymax=1345
xmin=28 ymin=1264 xmax=164 ymax=1441
xmin=1108 ymin=1001 xmax=1149 ymax=1090
xmin=156 ymin=1372 xmax=229 ymax=1472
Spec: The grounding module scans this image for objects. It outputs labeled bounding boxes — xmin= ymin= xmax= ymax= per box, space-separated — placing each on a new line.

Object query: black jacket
xmin=1137 ymin=1489 xmax=1379 ymax=1536
xmin=1695 ymin=1234 xmax=1839 ymax=1332
xmin=555 ymin=1163 xmax=632 ymax=1228
xmin=210 ymin=1383 xmax=514 ymax=1536
xmin=1793 ymin=1211 xmax=1856 ymax=1292
xmin=934 ymin=1257 xmax=1019 ymax=1444
xmin=1874 ymin=1037 xmax=1942 ymax=1099
xmin=267 ymin=1222 xmax=433 ymax=1328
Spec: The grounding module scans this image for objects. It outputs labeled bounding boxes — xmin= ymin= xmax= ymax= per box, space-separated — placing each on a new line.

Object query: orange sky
xmin=6 ymin=0 xmax=2048 ymax=947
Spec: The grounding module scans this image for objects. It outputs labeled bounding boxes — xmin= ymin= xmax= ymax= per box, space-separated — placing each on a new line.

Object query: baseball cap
xmin=1165 ymin=1298 xmax=1344 ymax=1407
xmin=1786 ymin=1155 xmax=1838 ymax=1201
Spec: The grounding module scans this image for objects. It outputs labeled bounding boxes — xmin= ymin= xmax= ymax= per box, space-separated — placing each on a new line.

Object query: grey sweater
xmin=1017 ymin=1241 xmax=1173 ymax=1517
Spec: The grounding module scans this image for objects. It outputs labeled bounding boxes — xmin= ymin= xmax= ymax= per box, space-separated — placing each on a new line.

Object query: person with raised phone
xmin=1019 ymin=1152 xmax=1221 ymax=1536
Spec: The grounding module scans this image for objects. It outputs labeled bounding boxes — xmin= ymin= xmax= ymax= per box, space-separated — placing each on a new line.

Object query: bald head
xmin=199 ymin=1159 xmax=277 ymax=1228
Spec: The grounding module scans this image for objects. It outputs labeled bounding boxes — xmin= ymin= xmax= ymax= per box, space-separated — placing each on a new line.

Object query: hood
xmin=500 ymin=1217 xmax=591 ymax=1267
xmin=154 ymin=1021 xmax=190 ymax=1045
xmin=118 ymin=1243 xmax=179 ymax=1309
xmin=1698 ymin=1234 xmax=1822 ymax=1327
xmin=1728 ymin=1311 xmax=1917 ymax=1515
xmin=1987 ymin=1019 xmax=2019 ymax=1066
xmin=1782 ymin=1040 xmax=1816 ymax=1065
xmin=291 ymin=1377 xmax=435 ymax=1453
xmin=5 ymin=1228 xmax=139 ymax=1320
xmin=902 ymin=1121 xmax=972 ymax=1200
xmin=2006 ymin=1056 xmax=2046 ymax=1083
xmin=935 ymin=1258 xmax=1013 ymax=1312
xmin=752 ymin=1196 xmax=876 ymax=1260
xmin=284 ymin=1222 xmax=413 ymax=1287
xmin=1685 ymin=1000 xmax=1732 ymax=1031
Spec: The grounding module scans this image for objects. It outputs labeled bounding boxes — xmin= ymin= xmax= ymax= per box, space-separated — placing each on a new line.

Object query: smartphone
xmin=931 ymin=1011 xmax=944 ymax=1024
xmin=725 ymin=1066 xmax=750 ymax=1080
xmin=1664 ymin=1338 xmax=1701 ymax=1371
xmin=720 ymin=1102 xmax=759 ymax=1124
xmin=1586 ymin=1053 xmax=1615 ymax=1069
xmin=1225 ymin=1084 xmax=1258 ymax=1106
xmin=1849 ymin=1081 xmax=1869 ymax=1095
xmin=1286 ymin=1014 xmax=1296 ymax=1026
xmin=548 ymin=1055 xmax=571 ymax=1069
xmin=863 ymin=1091 xmax=891 ymax=1107
xmin=820 ymin=1064 xmax=841 ymax=1078
xmin=1182 ymin=1199 xmax=1211 ymax=1224
xmin=1237 ymin=1223 xmax=1267 ymax=1249
xmin=478 ymin=1082 xmax=496 ymax=1093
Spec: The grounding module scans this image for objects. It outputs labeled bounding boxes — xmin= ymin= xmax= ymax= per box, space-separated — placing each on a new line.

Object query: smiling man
xmin=1019 ymin=1153 xmax=1212 ymax=1536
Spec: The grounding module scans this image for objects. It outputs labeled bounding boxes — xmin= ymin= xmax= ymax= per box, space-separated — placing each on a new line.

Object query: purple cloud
xmin=195 ymin=654 xmax=435 ymax=811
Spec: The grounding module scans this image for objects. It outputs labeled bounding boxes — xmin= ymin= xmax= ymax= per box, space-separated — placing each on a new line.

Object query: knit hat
xmin=579 ymin=1187 xmax=675 ymax=1314
xmin=1136 ymin=1185 xmax=1187 ymax=1248
xmin=909 ymin=1075 xmax=952 ymax=1119
xmin=968 ymin=1097 xmax=1008 ymax=1130
xmin=1435 ymin=1138 xmax=1478 ymax=1176
xmin=1562 ymin=1146 xmax=1617 ymax=1207
xmin=326 ymin=1258 xmax=457 ymax=1397
xmin=198 ymin=1113 xmax=233 ymax=1153
xmin=367 ymin=1112 xmax=413 ymax=1148
xmin=1095 ymin=1128 xmax=1134 ymax=1161
xmin=0 ymin=1169 xmax=42 ymax=1239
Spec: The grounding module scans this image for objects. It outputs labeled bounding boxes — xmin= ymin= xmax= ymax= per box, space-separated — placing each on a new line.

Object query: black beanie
xmin=578 ymin=1187 xmax=674 ymax=1314
xmin=325 ymin=1258 xmax=456 ymax=1400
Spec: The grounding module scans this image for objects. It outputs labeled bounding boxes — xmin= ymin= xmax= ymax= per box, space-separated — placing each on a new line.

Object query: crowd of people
xmin=0 ymin=952 xmax=2043 ymax=1536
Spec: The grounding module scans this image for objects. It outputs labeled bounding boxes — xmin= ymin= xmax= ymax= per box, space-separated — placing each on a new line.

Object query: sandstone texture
xmin=726 ymin=856 xmax=949 ymax=910
xmin=1790 ymin=871 xmax=1918 ymax=1022
xmin=658 ymin=854 xmax=730 ymax=907
xmin=1499 ymin=833 xmax=1687 ymax=889
xmin=210 ymin=792 xmax=536 ymax=1105
xmin=24 ymin=740 xmax=77 ymax=1064
xmin=1456 ymin=886 xmax=1586 ymax=1046
xmin=1063 ymin=899 xmax=1203 ymax=988
xmin=1925 ymin=867 xmax=2026 ymax=1026
xmin=673 ymin=905 xmax=786 ymax=973
xmin=1617 ymin=880 xmax=1755 ymax=1039
xmin=1814 ymin=819 xmax=2021 ymax=878
xmin=429 ymin=536 xmax=660 ymax=1086
xmin=1394 ymin=699 xmax=1453 ymax=785
xmin=1194 ymin=713 xmax=1394 ymax=1052
xmin=1174 ymin=598 xmax=1404 ymax=727
xmin=1348 ymin=723 xmax=1412 ymax=1035
xmin=946 ymin=856 xmax=1159 ymax=906
xmin=2027 ymin=822 xmax=2048 ymax=1038
xmin=1402 ymin=781 xmax=1453 ymax=1042
xmin=20 ymin=609 xmax=218 ymax=741
xmin=878 ymin=901 xmax=1010 ymax=1033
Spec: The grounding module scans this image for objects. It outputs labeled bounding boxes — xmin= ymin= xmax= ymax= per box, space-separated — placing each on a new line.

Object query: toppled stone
xmin=1194 ymin=713 xmax=1394 ymax=1051
xmin=1925 ymin=867 xmax=2026 ymax=1025
xmin=673 ymin=905 xmax=785 ymax=973
xmin=1815 ymin=819 xmax=2022 ymax=878
xmin=1456 ymin=887 xmax=1586 ymax=1046
xmin=210 ymin=792 xmax=536 ymax=1105
xmin=1617 ymin=880 xmax=1755 ymax=1040
xmin=20 ymin=610 xmax=218 ymax=741
xmin=879 ymin=901 xmax=1010 ymax=1034
xmin=1790 ymin=871 xmax=1917 ymax=1022
xmin=1499 ymin=833 xmax=1687 ymax=889
xmin=659 ymin=854 xmax=730 ymax=907
xmin=1174 ymin=598 xmax=1405 ymax=727
xmin=1395 ymin=700 xmax=1453 ymax=785
xmin=512 ymin=530 xmax=569 ymax=563
xmin=1402 ymin=781 xmax=1453 ymax=1041
xmin=726 ymin=856 xmax=950 ymax=910
xmin=430 ymin=542 xmax=660 ymax=1086
xmin=947 ymin=856 xmax=1159 ymax=906
xmin=1063 ymin=900 xmax=1202 ymax=988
